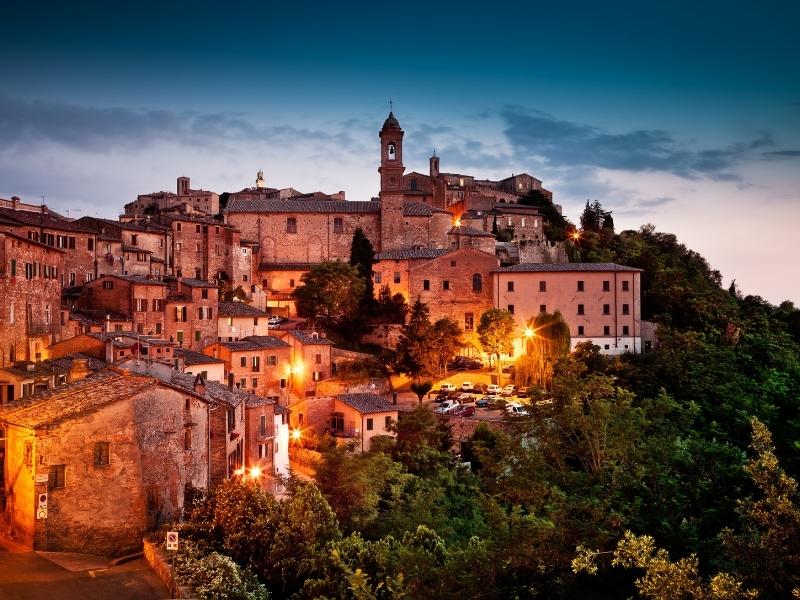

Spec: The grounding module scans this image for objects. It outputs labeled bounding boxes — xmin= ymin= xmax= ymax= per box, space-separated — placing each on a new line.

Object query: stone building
xmin=202 ymin=336 xmax=293 ymax=399
xmin=244 ymin=395 xmax=289 ymax=491
xmin=278 ymin=330 xmax=334 ymax=397
xmin=0 ymin=230 xmax=65 ymax=366
xmin=175 ymin=348 xmax=226 ymax=384
xmin=124 ymin=176 xmax=219 ymax=217
xmin=373 ymin=246 xmax=500 ymax=350
xmin=78 ymin=275 xmax=168 ymax=336
xmin=492 ymin=263 xmax=643 ymax=355
xmin=0 ymin=355 xmax=105 ymax=404
xmin=47 ymin=332 xmax=175 ymax=364
xmin=0 ymin=368 xmax=214 ymax=554
xmin=0 ymin=203 xmax=98 ymax=287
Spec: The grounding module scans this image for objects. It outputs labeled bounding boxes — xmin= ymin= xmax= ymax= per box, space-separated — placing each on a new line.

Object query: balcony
xmin=27 ymin=320 xmax=57 ymax=336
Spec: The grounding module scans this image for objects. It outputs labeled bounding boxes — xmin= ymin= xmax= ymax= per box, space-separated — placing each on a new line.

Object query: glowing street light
xmin=291 ymin=428 xmax=303 ymax=442
xmin=249 ymin=466 xmax=262 ymax=479
xmin=571 ymin=231 xmax=581 ymax=242
xmin=524 ymin=327 xmax=535 ymax=338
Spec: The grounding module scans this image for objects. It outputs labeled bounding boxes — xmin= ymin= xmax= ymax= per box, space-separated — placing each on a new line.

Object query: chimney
xmin=41 ymin=204 xmax=48 ymax=215
xmin=193 ymin=373 xmax=207 ymax=396
xmin=227 ymin=372 xmax=234 ymax=390
xmin=68 ymin=359 xmax=91 ymax=382
xmin=11 ymin=196 xmax=19 ymax=210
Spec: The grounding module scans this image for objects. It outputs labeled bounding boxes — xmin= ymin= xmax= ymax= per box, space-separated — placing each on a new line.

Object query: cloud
xmin=0 ymin=95 xmax=365 ymax=154
xmin=500 ymin=106 xmax=776 ymax=181
xmin=763 ymin=149 xmax=800 ymax=158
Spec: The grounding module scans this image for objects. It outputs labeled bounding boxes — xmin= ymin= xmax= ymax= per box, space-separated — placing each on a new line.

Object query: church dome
xmin=382 ymin=111 xmax=400 ymax=129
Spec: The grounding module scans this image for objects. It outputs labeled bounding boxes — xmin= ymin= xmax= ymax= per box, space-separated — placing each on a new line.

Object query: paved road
xmin=0 ymin=548 xmax=170 ymax=600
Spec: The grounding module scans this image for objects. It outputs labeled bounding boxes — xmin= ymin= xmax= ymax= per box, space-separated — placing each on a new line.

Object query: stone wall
xmin=518 ymin=240 xmax=568 ymax=264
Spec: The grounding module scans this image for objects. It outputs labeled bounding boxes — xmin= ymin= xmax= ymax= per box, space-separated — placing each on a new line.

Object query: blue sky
xmin=1 ymin=0 xmax=798 ymax=302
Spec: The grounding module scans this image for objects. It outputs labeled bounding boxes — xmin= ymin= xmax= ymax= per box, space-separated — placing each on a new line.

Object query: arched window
xmin=472 ymin=273 xmax=483 ymax=292
xmin=388 ymin=143 xmax=396 ymax=160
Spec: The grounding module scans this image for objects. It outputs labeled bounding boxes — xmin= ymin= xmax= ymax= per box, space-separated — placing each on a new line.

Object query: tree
xmin=293 ymin=261 xmax=365 ymax=330
xmin=513 ymin=310 xmax=571 ymax=390
xmin=477 ymin=309 xmax=516 ymax=371
xmin=373 ymin=284 xmax=408 ymax=324
xmin=395 ymin=298 xmax=435 ymax=381
xmin=410 ymin=381 xmax=433 ymax=405
xmin=430 ymin=318 xmax=464 ymax=376
xmin=349 ymin=227 xmax=376 ymax=313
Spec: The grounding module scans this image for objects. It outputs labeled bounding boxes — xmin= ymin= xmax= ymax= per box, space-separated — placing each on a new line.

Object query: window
xmin=366 ymin=418 xmax=374 ymax=431
xmin=268 ymin=355 xmax=277 ymax=366
xmin=137 ymin=323 xmax=144 ymax=334
xmin=623 ymin=325 xmax=630 ymax=335
xmin=442 ymin=280 xmax=450 ymax=290
xmin=539 ymin=281 xmax=547 ymax=292
xmin=604 ymin=344 xmax=610 ymax=350
xmin=196 ymin=224 xmax=201 ymax=233
xmin=450 ymin=260 xmax=456 ymax=267
xmin=259 ymin=415 xmax=267 ymax=437
xmin=103 ymin=280 xmax=114 ymax=290
xmin=227 ymin=407 xmax=236 ymax=432
xmin=464 ymin=312 xmax=474 ymax=331
xmin=253 ymin=356 xmax=260 ymax=372
xmin=286 ymin=217 xmax=297 ymax=233
xmin=423 ymin=279 xmax=430 ymax=290
xmin=577 ymin=325 xmax=584 ymax=336
xmin=603 ymin=280 xmax=610 ymax=292
xmin=385 ymin=415 xmax=392 ymax=429
xmin=622 ymin=280 xmax=630 ymax=291
xmin=153 ymin=299 xmax=164 ymax=311
xmin=184 ymin=428 xmax=192 ymax=451
xmin=507 ymin=281 xmax=514 ymax=292
xmin=289 ymin=279 xmax=295 ymax=288
xmin=252 ymin=377 xmax=258 ymax=389
xmin=194 ymin=330 xmax=201 ymax=341
xmin=472 ymin=273 xmax=482 ymax=292
xmin=604 ymin=325 xmax=610 ymax=335
xmin=539 ymin=304 xmax=546 ymax=313
xmin=176 ymin=222 xmax=182 ymax=232
xmin=155 ymin=322 xmax=162 ymax=334
xmin=10 ymin=259 xmax=16 ymax=276
xmin=280 ymin=378 xmax=287 ymax=389
xmin=603 ymin=304 xmax=610 ymax=315
xmin=49 ymin=464 xmax=66 ymax=489
xmin=507 ymin=304 xmax=515 ymax=314
xmin=315 ymin=353 xmax=322 ymax=364
xmin=374 ymin=272 xmax=382 ymax=284
xmin=94 ymin=442 xmax=110 ymax=466
xmin=333 ymin=218 xmax=343 ymax=233
xmin=88 ymin=238 xmax=94 ymax=251
xmin=393 ymin=272 xmax=401 ymax=284
xmin=135 ymin=298 xmax=148 ymax=312
xmin=240 ymin=356 xmax=247 ymax=367
xmin=622 ymin=304 xmax=630 ymax=315
xmin=577 ymin=280 xmax=584 ymax=292
xmin=577 ymin=304 xmax=585 ymax=315
xmin=202 ymin=289 xmax=208 ymax=299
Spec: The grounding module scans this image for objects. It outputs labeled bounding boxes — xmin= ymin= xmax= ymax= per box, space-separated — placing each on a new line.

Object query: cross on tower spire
xmin=389 ymin=98 xmax=393 ymax=112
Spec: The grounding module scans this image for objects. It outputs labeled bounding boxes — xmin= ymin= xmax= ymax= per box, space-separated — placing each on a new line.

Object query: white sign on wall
xmin=166 ymin=531 xmax=179 ymax=551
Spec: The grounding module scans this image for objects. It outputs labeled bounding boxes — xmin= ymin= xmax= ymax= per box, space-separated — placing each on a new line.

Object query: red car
xmin=452 ymin=405 xmax=476 ymax=417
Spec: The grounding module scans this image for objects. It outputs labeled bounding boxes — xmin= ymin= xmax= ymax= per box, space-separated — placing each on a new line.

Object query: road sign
xmin=166 ymin=531 xmax=179 ymax=551
xmin=36 ymin=492 xmax=48 ymax=519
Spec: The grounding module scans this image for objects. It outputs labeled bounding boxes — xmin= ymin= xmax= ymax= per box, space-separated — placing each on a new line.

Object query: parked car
xmin=472 ymin=383 xmax=488 ymax=394
xmin=455 ymin=392 xmax=473 ymax=403
xmin=434 ymin=400 xmax=459 ymax=414
xmin=475 ymin=397 xmax=489 ymax=408
xmin=439 ymin=383 xmax=456 ymax=393
xmin=448 ymin=356 xmax=484 ymax=370
xmin=267 ymin=315 xmax=281 ymax=326
xmin=486 ymin=384 xmax=502 ymax=394
xmin=506 ymin=402 xmax=530 ymax=417
xmin=434 ymin=393 xmax=449 ymax=403
xmin=460 ymin=381 xmax=473 ymax=391
xmin=501 ymin=385 xmax=517 ymax=396
xmin=452 ymin=405 xmax=476 ymax=417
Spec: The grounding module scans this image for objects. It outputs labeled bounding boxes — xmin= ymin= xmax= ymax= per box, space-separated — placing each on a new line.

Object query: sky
xmin=1 ymin=0 xmax=798 ymax=303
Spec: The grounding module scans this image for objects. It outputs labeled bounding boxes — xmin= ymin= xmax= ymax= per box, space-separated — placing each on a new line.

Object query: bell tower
xmin=379 ymin=111 xmax=406 ymax=251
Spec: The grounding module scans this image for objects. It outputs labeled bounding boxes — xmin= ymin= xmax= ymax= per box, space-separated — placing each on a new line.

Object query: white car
xmin=506 ymin=403 xmax=530 ymax=417
xmin=434 ymin=400 xmax=459 ymax=414
xmin=439 ymin=383 xmax=456 ymax=393
xmin=502 ymin=385 xmax=517 ymax=396
xmin=267 ymin=315 xmax=281 ymax=326
xmin=486 ymin=384 xmax=502 ymax=394
xmin=461 ymin=381 xmax=473 ymax=391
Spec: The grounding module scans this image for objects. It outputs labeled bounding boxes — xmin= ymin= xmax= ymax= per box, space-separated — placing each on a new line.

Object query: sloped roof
xmin=494 ymin=262 xmax=643 ymax=273
xmin=402 ymin=202 xmax=451 ymax=217
xmin=175 ymin=348 xmax=225 ymax=365
xmin=0 ymin=354 xmax=106 ymax=379
xmin=226 ymin=199 xmax=379 ymax=214
xmin=0 ymin=206 xmax=94 ymax=233
xmin=0 ymin=370 xmax=156 ymax=428
xmin=220 ymin=336 xmax=291 ymax=351
xmin=287 ymin=331 xmax=334 ymax=345
xmin=449 ymin=225 xmax=494 ymax=237
xmin=167 ymin=371 xmax=246 ymax=408
xmin=374 ymin=247 xmax=450 ymax=261
xmin=218 ymin=302 xmax=268 ymax=318
xmin=337 ymin=393 xmax=397 ymax=414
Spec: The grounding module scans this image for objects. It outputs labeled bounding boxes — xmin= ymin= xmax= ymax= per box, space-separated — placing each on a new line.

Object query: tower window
xmin=333 ymin=218 xmax=343 ymax=233
xmin=388 ymin=143 xmax=396 ymax=160
xmin=286 ymin=218 xmax=297 ymax=233
xmin=472 ymin=273 xmax=482 ymax=292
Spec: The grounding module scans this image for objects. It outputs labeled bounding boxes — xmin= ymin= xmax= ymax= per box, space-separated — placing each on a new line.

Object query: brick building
xmin=78 ymin=275 xmax=168 ymax=336
xmin=163 ymin=278 xmax=218 ymax=350
xmin=0 ymin=355 xmax=105 ymax=404
xmin=202 ymin=335 xmax=292 ymax=399
xmin=244 ymin=396 xmax=290 ymax=490
xmin=492 ymin=263 xmax=643 ymax=355
xmin=0 ymin=231 xmax=65 ymax=366
xmin=278 ymin=330 xmax=334 ymax=396
xmin=218 ymin=301 xmax=271 ymax=341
